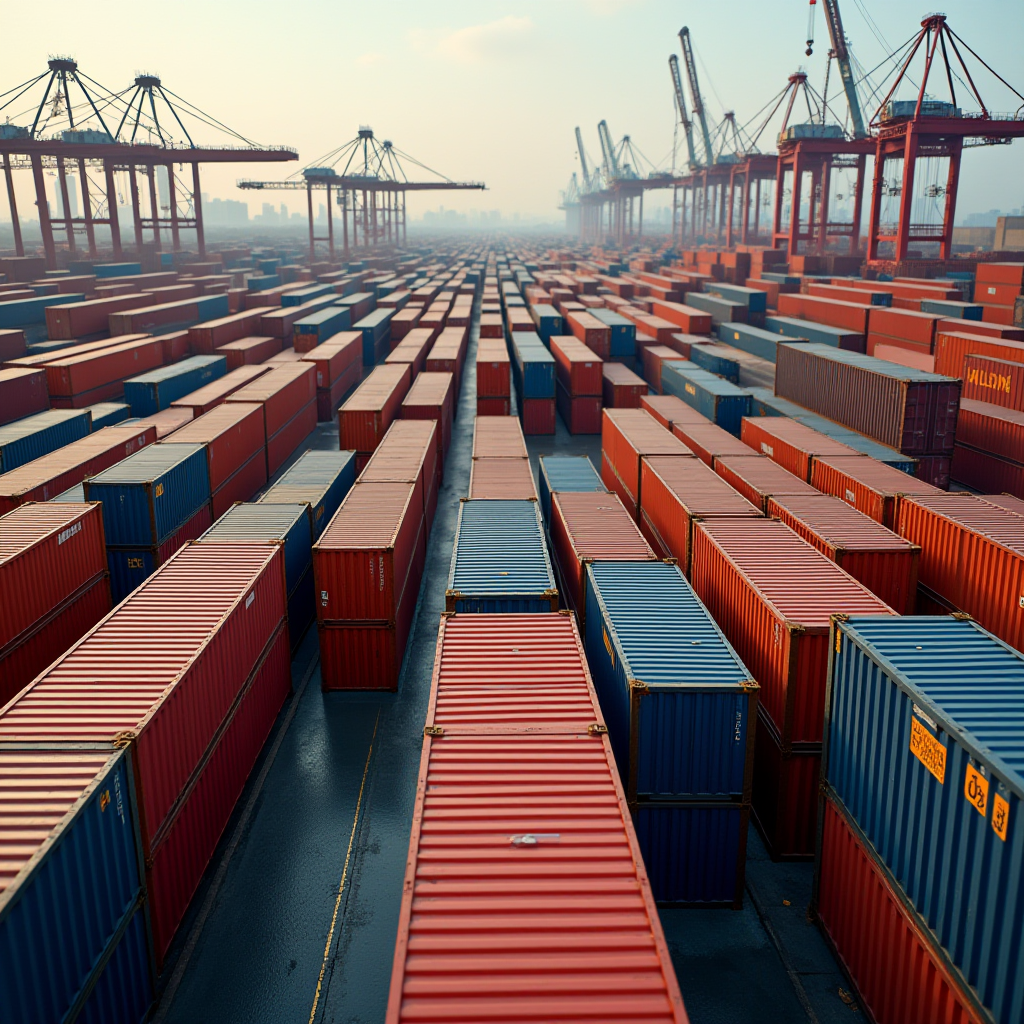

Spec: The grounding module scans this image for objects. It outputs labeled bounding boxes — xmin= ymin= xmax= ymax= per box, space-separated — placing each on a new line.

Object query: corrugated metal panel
xmin=0 ymin=409 xmax=91 ymax=474
xmin=826 ymin=616 xmax=1024 ymax=1024
xmin=259 ymin=449 xmax=357 ymax=540
xmin=661 ymin=364 xmax=751 ymax=436
xmin=537 ymin=455 xmax=606 ymax=522
xmin=739 ymin=416 xmax=861 ymax=481
xmin=123 ymin=355 xmax=227 ymax=416
xmin=446 ymin=500 xmax=557 ymax=612
xmin=469 ymin=457 xmax=537 ymax=501
xmin=472 ymin=416 xmax=528 ymax=458
xmin=86 ymin=402 xmax=131 ymax=430
xmin=713 ymin=454 xmax=818 ymax=513
xmin=85 ymin=443 xmax=210 ymax=546
xmin=0 ymin=748 xmax=151 ymax=1024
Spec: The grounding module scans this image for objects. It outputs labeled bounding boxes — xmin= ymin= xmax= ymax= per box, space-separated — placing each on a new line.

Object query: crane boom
xmin=597 ymin=120 xmax=619 ymax=178
xmin=821 ymin=0 xmax=867 ymax=138
xmin=679 ymin=27 xmax=714 ymax=167
xmin=668 ymin=55 xmax=698 ymax=169
xmin=574 ymin=126 xmax=591 ymax=187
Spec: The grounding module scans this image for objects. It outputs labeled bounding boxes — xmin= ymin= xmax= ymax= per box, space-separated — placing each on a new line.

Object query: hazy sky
xmin=2 ymin=0 xmax=1023 ymax=222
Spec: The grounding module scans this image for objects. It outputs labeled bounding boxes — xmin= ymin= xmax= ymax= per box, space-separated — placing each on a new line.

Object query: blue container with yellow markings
xmin=825 ymin=616 xmax=1024 ymax=1024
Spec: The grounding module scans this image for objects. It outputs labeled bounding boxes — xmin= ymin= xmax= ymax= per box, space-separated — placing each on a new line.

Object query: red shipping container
xmin=690 ymin=518 xmax=895 ymax=745
xmin=811 ymin=455 xmax=943 ymax=527
xmin=867 ymin=340 xmax=935 ymax=373
xmin=565 ymin=310 xmax=611 ymax=359
xmin=426 ymin=330 xmax=468 ymax=399
xmin=0 ymin=367 xmax=48 ymax=425
xmin=316 ymin=373 xmax=358 ymax=423
xmin=977 ymin=281 xmax=1023 ymax=306
xmin=633 ymin=315 xmax=683 ymax=346
xmin=0 ymin=540 xmax=287 ymax=873
xmin=301 ymin=333 xmax=362 ymax=389
xmin=268 ymin=399 xmax=317 ymax=477
xmin=257 ymin=297 xmax=336 ymax=341
xmin=338 ymin=363 xmax=412 ymax=463
xmin=361 ymin=420 xmax=438 ymax=535
xmin=865 ymin=307 xmax=941 ymax=348
xmin=601 ymin=408 xmax=693 ymax=519
xmin=640 ymin=393 xmax=709 ymax=431
xmin=388 ymin=305 xmax=423 ymax=342
xmin=315 ymin=481 xmax=426 ymax=691
xmin=671 ymin=421 xmax=753 ymax=468
xmin=897 ymin=493 xmax=1024 ymax=651
xmin=476 ymin=337 xmax=511 ymax=397
xmin=159 ymin=330 xmax=191 ymax=364
xmin=5 ymin=333 xmax=148 ymax=370
xmin=641 ymin=344 xmax=687 ymax=392
xmin=550 ymin=336 xmax=602 ymax=397
xmin=777 ymin=293 xmax=872 ymax=335
xmin=951 ymin=443 xmax=1022 ymax=496
xmin=984 ymin=492 xmax=1024 ymax=515
xmin=385 ymin=327 xmax=434 ymax=379
xmin=816 ymin=795 xmax=988 ymax=1024
xmin=556 ymin=384 xmax=601 ymax=435
xmin=401 ymin=371 xmax=454 ymax=473
xmin=976 ymin=262 xmax=1024 ymax=288
xmin=550 ymin=490 xmax=656 ymax=617
xmin=982 ymin=302 xmax=1018 ymax=323
xmin=472 ymin=415 xmax=528 ymax=458
xmin=227 ymin=361 xmax=316 ymax=442
xmin=637 ymin=455 xmax=760 ymax=569
xmin=766 ymin=493 xmax=920 ymax=614
xmin=0 ymin=329 xmax=27 ymax=362
xmin=477 ymin=396 xmax=510 ymax=416
xmin=521 ymin=396 xmax=556 ymax=435
xmin=217 ymin=335 xmax=283 ymax=368
xmin=961 ymin=353 xmax=1024 ymax=411
xmin=170 ymin=364 xmax=271 ymax=416
xmin=739 ymin=416 xmax=861 ymax=481
xmin=478 ymin=313 xmax=504 ymax=338
xmin=714 ymin=454 xmax=819 ymax=512
xmin=44 ymin=293 xmax=153 ymax=340
xmin=650 ymin=299 xmax=713 ymax=334
xmin=468 ymin=456 xmax=536 ymax=500
xmin=934 ymin=331 xmax=1024 ymax=380
xmin=385 ymin=612 xmax=688 ymax=1024
xmin=0 ymin=423 xmax=156 ymax=512
xmin=45 ymin=336 xmax=165 ymax=402
xmin=934 ymin=318 xmax=1023 ymax=341
xmin=132 ymin=407 xmax=193 ymax=440
xmin=602 ymin=362 xmax=647 ymax=408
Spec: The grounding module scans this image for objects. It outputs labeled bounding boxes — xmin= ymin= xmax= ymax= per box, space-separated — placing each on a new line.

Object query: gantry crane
xmin=668 ymin=55 xmax=698 ymax=170
xmin=574 ymin=126 xmax=592 ymax=190
xmin=679 ymin=28 xmax=714 ymax=168
xmin=597 ymin=120 xmax=619 ymax=180
xmin=808 ymin=0 xmax=867 ymax=139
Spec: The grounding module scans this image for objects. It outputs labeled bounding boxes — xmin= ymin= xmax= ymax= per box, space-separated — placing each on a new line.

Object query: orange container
xmin=934 ymin=330 xmax=1024 ymax=380
xmin=361 ymin=420 xmax=439 ymax=535
xmin=602 ymin=362 xmax=647 ymax=408
xmin=566 ymin=310 xmax=611 ymax=359
xmin=468 ymin=457 xmax=536 ymax=500
xmin=472 ymin=414 xmax=527 ymax=459
xmin=551 ymin=335 xmax=602 ymax=396
xmin=670 ymin=421 xmax=752 ymax=467
xmin=739 ymin=416 xmax=860 ymax=481
xmin=713 ymin=454 xmax=818 ymax=512
xmin=810 ymin=455 xmax=943 ymax=527
xmin=338 ymin=364 xmax=412 ymax=466
xmin=640 ymin=393 xmax=709 ymax=431
xmin=650 ymin=300 xmax=713 ymax=335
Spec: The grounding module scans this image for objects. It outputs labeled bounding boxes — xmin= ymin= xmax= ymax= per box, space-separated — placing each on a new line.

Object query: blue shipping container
xmin=294 ymin=306 xmax=352 ymax=343
xmin=705 ymin=282 xmax=768 ymax=314
xmin=765 ymin=315 xmax=864 ymax=352
xmin=0 ymin=748 xmax=153 ymax=1024
xmin=682 ymin=291 xmax=748 ymax=327
xmin=85 ymin=442 xmax=210 ymax=546
xmin=537 ymin=455 xmax=607 ymax=523
xmin=510 ymin=333 xmax=555 ymax=399
xmin=530 ymin=304 xmax=563 ymax=344
xmin=0 ymin=292 xmax=84 ymax=328
xmin=354 ymin=308 xmax=393 ymax=366
xmin=93 ymin=262 xmax=141 ymax=278
xmin=194 ymin=294 xmax=230 ymax=322
xmin=661 ymin=363 xmax=751 ymax=435
xmin=920 ymin=299 xmax=982 ymax=320
xmin=717 ymin=322 xmax=810 ymax=362
xmin=259 ymin=449 xmax=357 ymax=540
xmin=247 ymin=275 xmax=280 ymax=291
xmin=446 ymin=499 xmax=558 ymax=612
xmin=0 ymin=408 xmax=91 ymax=473
xmin=590 ymin=309 xmax=637 ymax=358
xmin=123 ymin=355 xmax=227 ymax=416
xmin=826 ymin=616 xmax=1024 ymax=1024
xmin=688 ymin=343 xmax=740 ymax=383
xmin=584 ymin=561 xmax=756 ymax=800
xmin=86 ymin=402 xmax=131 ymax=430
xmin=281 ymin=284 xmax=334 ymax=307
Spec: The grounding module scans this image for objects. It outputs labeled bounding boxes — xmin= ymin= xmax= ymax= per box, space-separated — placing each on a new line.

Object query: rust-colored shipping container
xmin=602 ymin=361 xmax=647 ymax=408
xmin=551 ymin=335 xmax=602 ymax=396
xmin=44 ymin=293 xmax=153 ymax=340
xmin=5 ymin=333 xmax=144 ymax=370
xmin=565 ymin=310 xmax=611 ymax=359
xmin=961 ymin=352 xmax=1024 ymax=410
xmin=934 ymin=330 xmax=1024 ymax=380
xmin=690 ymin=518 xmax=894 ymax=745
xmin=0 ymin=367 xmax=49 ymax=426
xmin=468 ymin=456 xmax=536 ymax=500
xmin=983 ymin=492 xmax=1024 ymax=516
xmin=388 ymin=305 xmax=423 ymax=342
xmin=641 ymin=393 xmax=711 ymax=431
xmin=160 ymin=329 xmax=191 ymax=364
xmin=472 ymin=415 xmax=528 ymax=459
xmin=385 ymin=612 xmax=689 ymax=1024
xmin=385 ymin=327 xmax=434 ymax=379
xmin=401 ymin=371 xmax=453 ymax=472
xmin=338 ymin=363 xmax=413 ymax=466
xmin=555 ymin=382 xmax=601 ymax=434
xmin=650 ymin=299 xmax=713 ymax=335
xmin=641 ymin=344 xmax=687 ymax=393
xmin=226 ymin=361 xmax=317 ymax=444
xmin=811 ymin=455 xmax=943 ymax=527
xmin=521 ymin=397 xmax=556 ymax=435
xmin=897 ymin=493 xmax=1024 ymax=651
xmin=478 ymin=313 xmax=504 ymax=338
xmin=766 ymin=493 xmax=920 ymax=613
xmin=425 ymin=328 xmax=468 ymax=400
xmin=0 ymin=328 xmax=27 ymax=362
xmin=0 ymin=423 xmax=156 ymax=512
xmin=739 ymin=416 xmax=861 ymax=481
xmin=257 ymin=297 xmax=335 ymax=341
xmin=550 ymin=490 xmax=656 ymax=618
xmin=301 ymin=333 xmax=362 ymax=421
xmin=216 ymin=335 xmax=282 ymax=368
xmin=671 ymin=421 xmax=753 ymax=468
xmin=170 ymin=364 xmax=270 ymax=416
xmin=133 ymin=406 xmax=194 ymax=439
xmin=314 ymin=481 xmax=425 ymax=691
xmin=361 ymin=420 xmax=439 ymax=535
xmin=601 ymin=408 xmax=693 ymax=519
xmin=476 ymin=337 xmax=510 ymax=397
xmin=815 ymin=795 xmax=988 ymax=1024
xmin=955 ymin=397 xmax=1024 ymax=466
xmin=45 ymin=336 xmax=165 ymax=404
xmin=638 ymin=455 xmax=761 ymax=569
xmin=713 ymin=453 xmax=818 ymax=512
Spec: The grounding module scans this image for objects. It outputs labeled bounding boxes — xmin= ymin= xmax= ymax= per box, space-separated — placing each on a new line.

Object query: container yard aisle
xmin=155 ymin=303 xmax=481 ymax=1023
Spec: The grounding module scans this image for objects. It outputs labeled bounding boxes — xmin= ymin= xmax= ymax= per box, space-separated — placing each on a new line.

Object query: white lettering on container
xmin=57 ymin=522 xmax=82 ymax=545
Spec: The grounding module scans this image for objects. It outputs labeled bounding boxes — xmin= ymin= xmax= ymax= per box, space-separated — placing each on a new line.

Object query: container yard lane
xmin=155 ymin=285 xmax=481 ymax=1024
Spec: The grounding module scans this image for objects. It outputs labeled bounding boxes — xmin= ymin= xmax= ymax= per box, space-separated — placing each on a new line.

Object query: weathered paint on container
xmin=551 ymin=335 xmax=603 ymax=396
xmin=713 ymin=454 xmax=818 ymax=512
xmin=446 ymin=499 xmax=557 ymax=612
xmin=670 ymin=421 xmax=753 ymax=468
xmin=826 ymin=616 xmax=1024 ymax=1024
xmin=640 ymin=393 xmax=710 ymax=431
xmin=476 ymin=337 xmax=511 ymax=398
xmin=739 ymin=416 xmax=860 ymax=481
xmin=811 ymin=455 xmax=943 ymax=528
xmin=469 ymin=456 xmax=536 ymax=501
xmin=472 ymin=415 xmax=528 ymax=458
xmin=0 ymin=409 xmax=91 ymax=474
xmin=537 ymin=455 xmax=606 ymax=522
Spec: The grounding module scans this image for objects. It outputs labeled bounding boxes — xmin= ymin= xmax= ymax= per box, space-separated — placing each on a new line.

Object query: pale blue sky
xmin=2 ymin=0 xmax=1023 ymax=221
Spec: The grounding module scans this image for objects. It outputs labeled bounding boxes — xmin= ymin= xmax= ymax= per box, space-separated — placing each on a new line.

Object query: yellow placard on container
xmin=964 ymin=764 xmax=988 ymax=816
xmin=992 ymin=792 xmax=1010 ymax=842
xmin=910 ymin=717 xmax=946 ymax=784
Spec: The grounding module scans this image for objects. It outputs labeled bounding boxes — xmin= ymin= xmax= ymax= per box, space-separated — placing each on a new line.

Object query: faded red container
xmin=171 ymin=364 xmax=271 ymax=416
xmin=258 ymin=298 xmax=334 ymax=341
xmin=159 ymin=330 xmax=191 ymax=364
xmin=0 ymin=541 xmax=287 ymax=878
xmin=739 ymin=417 xmax=861 ymax=481
xmin=601 ymin=408 xmax=693 ymax=519
xmin=550 ymin=490 xmax=656 ymax=618
xmin=469 ymin=457 xmax=537 ymax=500
xmin=934 ymin=331 xmax=1024 ymax=380
xmin=401 ymin=371 xmax=454 ymax=475
xmin=520 ymin=397 xmax=556 ymax=435
xmin=147 ymin=622 xmax=290 ymax=964
xmin=133 ymin=407 xmax=194 ymax=439
xmin=45 ymin=337 xmax=165 ymax=403
xmin=6 ymin=334 xmax=146 ymax=370
xmin=640 ymin=393 xmax=709 ymax=430
xmin=650 ymin=299 xmax=713 ymax=335
xmin=315 ymin=481 xmax=426 ymax=691
xmin=778 ymin=293 xmax=871 ymax=335
xmin=638 ymin=455 xmax=760 ymax=570
xmin=385 ymin=327 xmax=435 ymax=379
xmin=227 ymin=361 xmax=316 ymax=467
xmin=961 ymin=352 xmax=1024 ymax=410
xmin=641 ymin=345 xmax=687 ymax=392
xmin=671 ymin=421 xmax=753 ymax=467
xmin=815 ymin=794 xmax=988 ymax=1024
xmin=556 ymin=383 xmax=601 ymax=435
xmin=551 ymin=336 xmax=602 ymax=396
xmin=810 ymin=455 xmax=943 ymax=528
xmin=864 ymin=307 xmax=940 ymax=347
xmin=217 ymin=335 xmax=282 ymax=368
xmin=951 ymin=444 xmax=1022 ymax=496
xmin=269 ymin=399 xmax=316 ymax=477
xmin=338 ymin=364 xmax=412 ymax=466
xmin=690 ymin=518 xmax=895 ymax=745
xmin=385 ymin=612 xmax=689 ymax=1024
xmin=955 ymin=396 xmax=1024 ymax=464
xmin=935 ymin=318 xmax=1023 ymax=341
xmin=0 ymin=367 xmax=47 ymax=425
xmin=389 ymin=306 xmax=423 ymax=342
xmin=714 ymin=454 xmax=818 ymax=512
xmin=472 ymin=415 xmax=527 ymax=458
xmin=478 ymin=313 xmax=504 ymax=338
xmin=0 ymin=329 xmax=27 ymax=362
xmin=897 ymin=493 xmax=1024 ymax=651
xmin=44 ymin=293 xmax=151 ymax=340
xmin=426 ymin=327 xmax=469 ymax=397
xmin=476 ymin=337 xmax=510 ymax=397
xmin=602 ymin=362 xmax=647 ymax=408
xmin=301 ymin=332 xmax=361 ymax=388
xmin=361 ymin=420 xmax=439 ymax=535
xmin=566 ymin=310 xmax=611 ymax=359
xmin=984 ymin=492 xmax=1024 ymax=515
xmin=766 ymin=493 xmax=920 ymax=614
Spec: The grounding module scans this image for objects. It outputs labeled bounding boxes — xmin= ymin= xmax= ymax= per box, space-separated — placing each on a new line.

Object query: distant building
xmin=202 ymin=193 xmax=249 ymax=225
xmin=995 ymin=216 xmax=1024 ymax=251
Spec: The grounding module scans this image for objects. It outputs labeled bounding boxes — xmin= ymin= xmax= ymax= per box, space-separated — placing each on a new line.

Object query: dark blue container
xmin=590 ymin=308 xmax=636 ymax=358
xmin=0 ymin=748 xmax=153 ymax=1024
xmin=446 ymin=500 xmax=557 ymax=612
xmin=826 ymin=616 xmax=1024 ymax=1024
xmin=354 ymin=308 xmax=394 ymax=366
xmin=920 ymin=299 xmax=982 ymax=320
xmin=93 ymin=262 xmax=141 ymax=278
xmin=765 ymin=315 xmax=864 ymax=352
xmin=530 ymin=304 xmax=563 ymax=344
xmin=661 ymin=363 xmax=751 ymax=435
xmin=537 ymin=455 xmax=607 ymax=522
xmin=281 ymin=284 xmax=334 ymax=307
xmin=688 ymin=343 xmax=740 ymax=383
xmin=293 ymin=306 xmax=352 ymax=344
xmin=247 ymin=274 xmax=280 ymax=291
xmin=510 ymin=333 xmax=555 ymax=399
xmin=717 ymin=322 xmax=809 ymax=362
xmin=584 ymin=561 xmax=756 ymax=800
xmin=123 ymin=355 xmax=226 ymax=416
xmin=705 ymin=282 xmax=768 ymax=314
xmin=85 ymin=443 xmax=210 ymax=546
xmin=259 ymin=449 xmax=357 ymax=540
xmin=0 ymin=408 xmax=91 ymax=473
xmin=86 ymin=402 xmax=131 ymax=430
xmin=194 ymin=294 xmax=229 ymax=321
xmin=0 ymin=292 xmax=84 ymax=328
